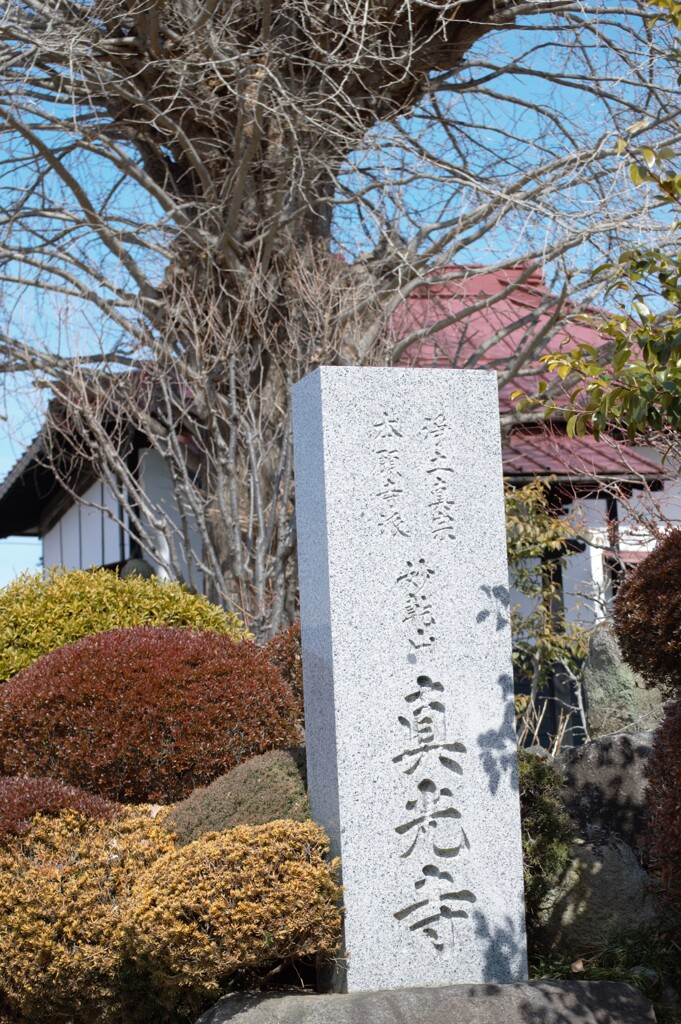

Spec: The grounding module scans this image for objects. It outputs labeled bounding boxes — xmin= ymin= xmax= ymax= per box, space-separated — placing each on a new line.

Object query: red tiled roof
xmin=395 ymin=265 xmax=662 ymax=485
xmin=394 ymin=264 xmax=604 ymax=411
xmin=502 ymin=427 xmax=664 ymax=483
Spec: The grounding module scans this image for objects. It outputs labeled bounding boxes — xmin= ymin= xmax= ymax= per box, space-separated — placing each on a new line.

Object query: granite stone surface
xmin=196 ymin=982 xmax=656 ymax=1024
xmin=292 ymin=368 xmax=527 ymax=992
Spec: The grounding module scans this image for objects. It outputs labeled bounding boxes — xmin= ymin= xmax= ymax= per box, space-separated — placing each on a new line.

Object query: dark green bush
xmin=518 ymin=749 xmax=576 ymax=932
xmin=165 ymin=747 xmax=308 ymax=845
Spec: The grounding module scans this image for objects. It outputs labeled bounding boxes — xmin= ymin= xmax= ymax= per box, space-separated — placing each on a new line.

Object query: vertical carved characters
xmin=369 ymin=404 xmax=475 ymax=952
xmin=396 ymin=559 xmax=436 ymax=649
xmin=372 ymin=411 xmax=458 ymax=541
xmin=393 ymin=675 xmax=475 ymax=949
xmin=421 ymin=413 xmax=456 ymax=542
xmin=373 ymin=411 xmax=410 ymax=538
xmin=394 ymin=865 xmax=477 ymax=952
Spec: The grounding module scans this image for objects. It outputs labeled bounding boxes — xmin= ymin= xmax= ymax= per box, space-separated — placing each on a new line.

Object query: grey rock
xmin=195 ymin=981 xmax=655 ymax=1024
xmin=554 ymin=732 xmax=653 ymax=850
xmin=536 ymin=838 xmax=665 ymax=955
xmin=582 ymin=627 xmax=664 ymax=738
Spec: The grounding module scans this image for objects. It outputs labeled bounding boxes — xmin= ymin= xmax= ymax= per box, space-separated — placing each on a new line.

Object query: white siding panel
xmin=563 ymin=497 xmax=609 ymax=627
xmin=628 ymin=446 xmax=681 ymax=528
xmin=102 ymin=483 xmax=122 ymax=565
xmin=43 ymin=520 xmax=62 ymax=569
xmin=79 ymin=481 xmax=104 ymax=569
xmin=138 ymin=449 xmax=203 ymax=590
xmin=60 ymin=503 xmax=81 ymax=570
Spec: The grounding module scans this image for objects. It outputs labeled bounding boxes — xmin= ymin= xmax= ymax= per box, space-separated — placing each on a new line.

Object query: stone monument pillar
xmin=292 ymin=367 xmax=527 ymax=993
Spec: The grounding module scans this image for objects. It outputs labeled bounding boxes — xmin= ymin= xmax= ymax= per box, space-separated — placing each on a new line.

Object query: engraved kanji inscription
xmin=420 ymin=413 xmax=449 ymax=441
xmin=396 ymin=778 xmax=469 ymax=859
xmin=421 ymin=414 xmax=456 ymax=541
xmin=372 ymin=411 xmax=411 ymax=537
xmin=373 ymin=411 xmax=403 ymax=439
xmin=392 ymin=674 xmax=475 ymax=950
xmin=392 ymin=675 xmax=466 ymax=776
xmin=394 ymin=865 xmax=477 ymax=951
xmin=397 ymin=559 xmax=437 ymax=648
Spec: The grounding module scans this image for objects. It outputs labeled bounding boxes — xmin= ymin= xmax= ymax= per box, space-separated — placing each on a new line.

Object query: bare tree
xmin=0 ymin=0 xmax=679 ymax=636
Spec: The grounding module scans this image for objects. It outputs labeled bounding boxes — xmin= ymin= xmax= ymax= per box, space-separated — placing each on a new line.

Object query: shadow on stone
xmin=194 ymin=981 xmax=655 ymax=1024
xmin=554 ymin=733 xmax=654 ymax=851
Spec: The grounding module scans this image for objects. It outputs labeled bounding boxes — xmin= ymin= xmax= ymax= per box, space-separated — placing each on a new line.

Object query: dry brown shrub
xmin=127 ymin=819 xmax=341 ymax=1019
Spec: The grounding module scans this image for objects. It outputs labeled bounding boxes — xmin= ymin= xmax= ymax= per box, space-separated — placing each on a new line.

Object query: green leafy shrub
xmin=0 ymin=566 xmax=249 ymax=682
xmin=614 ymin=530 xmax=681 ymax=693
xmin=0 ymin=808 xmax=175 ymax=1024
xmin=127 ymin=819 xmax=341 ymax=1021
xmin=646 ymin=695 xmax=681 ymax=913
xmin=0 ymin=627 xmax=300 ymax=803
xmin=264 ymin=622 xmax=303 ymax=717
xmin=165 ymin=747 xmax=308 ymax=845
xmin=518 ymin=749 xmax=576 ymax=933
xmin=0 ymin=776 xmax=116 ymax=840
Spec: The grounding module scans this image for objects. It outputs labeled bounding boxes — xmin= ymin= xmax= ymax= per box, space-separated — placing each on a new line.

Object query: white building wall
xmin=625 ymin=446 xmax=681 ymax=530
xmin=41 ymin=480 xmax=124 ymax=571
xmin=102 ymin=482 xmax=123 ymax=565
xmin=79 ymin=481 xmax=111 ymax=568
xmin=562 ymin=496 xmax=609 ymax=628
xmin=138 ymin=449 xmax=204 ymax=592
xmin=59 ymin=503 xmax=81 ymax=570
xmin=43 ymin=519 xmax=61 ymax=568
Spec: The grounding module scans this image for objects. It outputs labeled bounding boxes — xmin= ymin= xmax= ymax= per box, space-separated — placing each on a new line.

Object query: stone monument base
xmin=195 ymin=981 xmax=655 ymax=1024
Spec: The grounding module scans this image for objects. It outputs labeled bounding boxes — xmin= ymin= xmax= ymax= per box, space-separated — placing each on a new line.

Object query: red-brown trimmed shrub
xmin=0 ymin=776 xmax=116 ymax=840
xmin=0 ymin=627 xmax=300 ymax=803
xmin=645 ymin=696 xmax=681 ymax=912
xmin=614 ymin=530 xmax=681 ymax=692
xmin=264 ymin=622 xmax=303 ymax=716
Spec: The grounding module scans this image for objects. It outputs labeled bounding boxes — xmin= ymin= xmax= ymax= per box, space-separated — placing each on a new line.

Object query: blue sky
xmin=0 ymin=445 xmax=41 ymax=587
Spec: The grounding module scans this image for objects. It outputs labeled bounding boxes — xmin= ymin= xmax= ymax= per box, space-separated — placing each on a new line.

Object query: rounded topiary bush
xmin=518 ymin=748 xmax=576 ymax=933
xmin=614 ymin=530 xmax=681 ymax=692
xmin=0 ymin=627 xmax=300 ymax=803
xmin=127 ymin=819 xmax=341 ymax=1020
xmin=645 ymin=696 xmax=681 ymax=912
xmin=0 ymin=566 xmax=249 ymax=682
xmin=264 ymin=622 xmax=303 ymax=717
xmin=0 ymin=776 xmax=116 ymax=840
xmin=0 ymin=808 xmax=175 ymax=1024
xmin=165 ymin=747 xmax=308 ymax=845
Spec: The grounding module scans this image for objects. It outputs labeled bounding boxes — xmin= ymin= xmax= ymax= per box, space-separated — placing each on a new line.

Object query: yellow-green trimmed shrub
xmin=0 ymin=807 xmax=175 ymax=1024
xmin=0 ymin=567 xmax=248 ymax=681
xmin=127 ymin=820 xmax=342 ymax=1020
